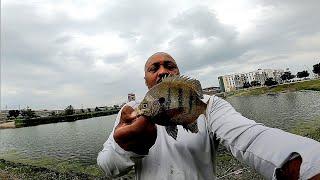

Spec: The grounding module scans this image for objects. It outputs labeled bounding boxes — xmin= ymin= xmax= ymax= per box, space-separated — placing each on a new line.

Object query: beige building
xmin=128 ymin=93 xmax=136 ymax=102
xmin=219 ymin=69 xmax=284 ymax=92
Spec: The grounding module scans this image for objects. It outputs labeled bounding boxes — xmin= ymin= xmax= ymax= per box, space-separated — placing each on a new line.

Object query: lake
xmin=1 ymin=91 xmax=320 ymax=169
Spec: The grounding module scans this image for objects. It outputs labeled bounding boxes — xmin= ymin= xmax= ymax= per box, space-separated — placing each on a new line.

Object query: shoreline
xmin=225 ymin=79 xmax=320 ymax=98
xmin=0 ymin=110 xmax=119 ymax=129
xmin=0 ymin=122 xmax=15 ymax=129
xmin=0 ymin=159 xmax=107 ymax=180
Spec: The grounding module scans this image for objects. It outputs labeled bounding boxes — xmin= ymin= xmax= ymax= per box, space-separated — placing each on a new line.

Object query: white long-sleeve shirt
xmin=97 ymin=95 xmax=320 ymax=179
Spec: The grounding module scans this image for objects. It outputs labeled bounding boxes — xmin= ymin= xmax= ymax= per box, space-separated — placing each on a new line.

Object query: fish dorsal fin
xmin=165 ymin=125 xmax=178 ymax=140
xmin=161 ymin=75 xmax=203 ymax=98
xmin=183 ymin=121 xmax=199 ymax=133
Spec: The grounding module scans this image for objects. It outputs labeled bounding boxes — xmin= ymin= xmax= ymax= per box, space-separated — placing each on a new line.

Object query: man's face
xmin=144 ymin=53 xmax=180 ymax=89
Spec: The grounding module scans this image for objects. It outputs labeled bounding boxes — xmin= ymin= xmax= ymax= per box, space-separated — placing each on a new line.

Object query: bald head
xmin=144 ymin=52 xmax=180 ymax=89
xmin=144 ymin=52 xmax=177 ymax=72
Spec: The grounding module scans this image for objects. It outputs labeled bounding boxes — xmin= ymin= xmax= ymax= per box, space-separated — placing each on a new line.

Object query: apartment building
xmin=128 ymin=93 xmax=136 ymax=102
xmin=219 ymin=69 xmax=284 ymax=92
xmin=218 ymin=75 xmax=236 ymax=92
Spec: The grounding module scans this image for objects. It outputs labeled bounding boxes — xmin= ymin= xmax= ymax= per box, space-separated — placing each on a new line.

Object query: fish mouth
xmin=157 ymin=74 xmax=170 ymax=84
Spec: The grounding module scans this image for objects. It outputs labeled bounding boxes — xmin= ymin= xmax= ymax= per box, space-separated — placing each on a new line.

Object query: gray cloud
xmin=1 ymin=0 xmax=320 ymax=109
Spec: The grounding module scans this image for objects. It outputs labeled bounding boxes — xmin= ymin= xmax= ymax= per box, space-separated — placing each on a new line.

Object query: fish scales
xmin=136 ymin=75 xmax=207 ymax=140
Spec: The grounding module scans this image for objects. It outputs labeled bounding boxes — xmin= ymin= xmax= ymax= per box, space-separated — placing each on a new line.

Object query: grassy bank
xmin=0 ymin=159 xmax=104 ymax=180
xmin=0 ymin=151 xmax=135 ymax=180
xmin=227 ymin=79 xmax=320 ymax=97
xmin=0 ymin=151 xmax=103 ymax=177
xmin=14 ymin=109 xmax=120 ymax=128
xmin=290 ymin=118 xmax=320 ymax=142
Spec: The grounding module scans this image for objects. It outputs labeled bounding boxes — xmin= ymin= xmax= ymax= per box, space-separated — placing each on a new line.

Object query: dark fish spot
xmin=178 ymin=88 xmax=183 ymax=108
xmin=159 ymin=97 xmax=165 ymax=104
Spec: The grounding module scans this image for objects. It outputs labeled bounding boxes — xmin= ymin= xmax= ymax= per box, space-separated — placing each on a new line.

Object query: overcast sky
xmin=1 ymin=0 xmax=320 ymax=110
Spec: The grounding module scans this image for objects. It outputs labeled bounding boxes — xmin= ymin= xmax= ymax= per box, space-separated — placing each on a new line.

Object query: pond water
xmin=0 ymin=114 xmax=117 ymax=165
xmin=227 ymin=91 xmax=320 ymax=130
xmin=1 ymin=91 xmax=320 ymax=166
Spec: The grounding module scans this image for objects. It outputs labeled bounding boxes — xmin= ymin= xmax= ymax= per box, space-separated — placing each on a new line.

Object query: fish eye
xmin=142 ymin=103 xmax=148 ymax=109
xmin=158 ymin=97 xmax=165 ymax=104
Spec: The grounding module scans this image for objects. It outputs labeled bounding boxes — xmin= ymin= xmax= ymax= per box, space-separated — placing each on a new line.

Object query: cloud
xmin=1 ymin=0 xmax=320 ymax=109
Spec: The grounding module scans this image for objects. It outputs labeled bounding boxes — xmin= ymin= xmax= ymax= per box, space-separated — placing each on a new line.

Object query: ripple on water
xmin=227 ymin=91 xmax=320 ymax=130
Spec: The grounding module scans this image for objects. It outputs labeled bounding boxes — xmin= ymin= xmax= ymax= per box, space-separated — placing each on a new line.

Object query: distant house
xmin=128 ymin=93 xmax=136 ymax=102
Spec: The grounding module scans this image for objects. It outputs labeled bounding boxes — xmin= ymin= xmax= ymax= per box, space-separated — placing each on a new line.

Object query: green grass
xmin=0 ymin=152 xmax=104 ymax=178
xmin=228 ymin=79 xmax=320 ymax=97
xmin=290 ymin=118 xmax=320 ymax=142
xmin=0 ymin=159 xmax=104 ymax=180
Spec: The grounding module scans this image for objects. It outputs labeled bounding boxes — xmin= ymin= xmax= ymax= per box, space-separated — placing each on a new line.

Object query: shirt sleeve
xmin=97 ymin=101 xmax=145 ymax=178
xmin=206 ymin=95 xmax=320 ymax=179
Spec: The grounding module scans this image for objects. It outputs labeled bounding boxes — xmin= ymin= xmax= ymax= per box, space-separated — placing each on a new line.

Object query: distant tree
xmin=313 ymin=62 xmax=320 ymax=75
xmin=21 ymin=108 xmax=36 ymax=119
xmin=64 ymin=105 xmax=75 ymax=115
xmin=297 ymin=70 xmax=310 ymax=78
xmin=243 ymin=82 xmax=251 ymax=88
xmin=95 ymin=107 xmax=102 ymax=112
xmin=264 ymin=78 xmax=278 ymax=86
xmin=80 ymin=109 xmax=85 ymax=113
xmin=7 ymin=110 xmax=20 ymax=119
xmin=251 ymin=81 xmax=261 ymax=87
xmin=281 ymin=72 xmax=295 ymax=81
xmin=87 ymin=108 xmax=91 ymax=112
xmin=113 ymin=105 xmax=119 ymax=109
xmin=50 ymin=111 xmax=56 ymax=116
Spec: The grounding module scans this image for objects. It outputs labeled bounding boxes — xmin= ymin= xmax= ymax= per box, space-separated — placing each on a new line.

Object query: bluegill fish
xmin=136 ymin=75 xmax=207 ymax=140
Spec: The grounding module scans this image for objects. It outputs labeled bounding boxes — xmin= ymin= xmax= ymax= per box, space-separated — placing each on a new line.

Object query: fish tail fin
xmin=184 ymin=121 xmax=199 ymax=133
xmin=165 ymin=125 xmax=178 ymax=140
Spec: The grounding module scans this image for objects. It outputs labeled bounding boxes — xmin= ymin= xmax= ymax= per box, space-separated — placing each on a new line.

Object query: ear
xmin=144 ymin=76 xmax=148 ymax=87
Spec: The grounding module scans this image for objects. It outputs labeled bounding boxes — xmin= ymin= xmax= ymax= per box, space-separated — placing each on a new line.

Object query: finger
xmin=120 ymin=106 xmax=135 ymax=124
xmin=114 ymin=116 xmax=155 ymax=142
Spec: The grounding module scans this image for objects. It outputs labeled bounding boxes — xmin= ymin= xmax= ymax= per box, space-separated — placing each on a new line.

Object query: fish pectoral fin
xmin=184 ymin=121 xmax=199 ymax=133
xmin=165 ymin=125 xmax=178 ymax=140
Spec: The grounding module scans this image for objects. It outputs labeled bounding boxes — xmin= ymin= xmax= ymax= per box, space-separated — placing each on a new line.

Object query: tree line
xmin=7 ymin=104 xmax=121 ymax=119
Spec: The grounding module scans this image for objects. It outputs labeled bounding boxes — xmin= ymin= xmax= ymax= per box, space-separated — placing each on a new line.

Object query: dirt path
xmin=0 ymin=122 xmax=15 ymax=129
xmin=0 ymin=169 xmax=21 ymax=180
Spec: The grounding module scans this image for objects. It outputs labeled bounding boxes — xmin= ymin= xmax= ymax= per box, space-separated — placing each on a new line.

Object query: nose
xmin=158 ymin=65 xmax=169 ymax=74
xmin=158 ymin=65 xmax=170 ymax=79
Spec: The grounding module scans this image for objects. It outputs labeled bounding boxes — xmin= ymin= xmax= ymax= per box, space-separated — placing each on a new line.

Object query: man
xmin=98 ymin=52 xmax=320 ymax=179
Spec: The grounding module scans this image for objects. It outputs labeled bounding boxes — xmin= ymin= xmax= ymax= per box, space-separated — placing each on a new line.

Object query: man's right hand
xmin=113 ymin=105 xmax=157 ymax=155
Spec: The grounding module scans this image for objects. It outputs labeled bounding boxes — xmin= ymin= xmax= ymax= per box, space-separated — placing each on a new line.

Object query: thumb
xmin=129 ymin=111 xmax=137 ymax=119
